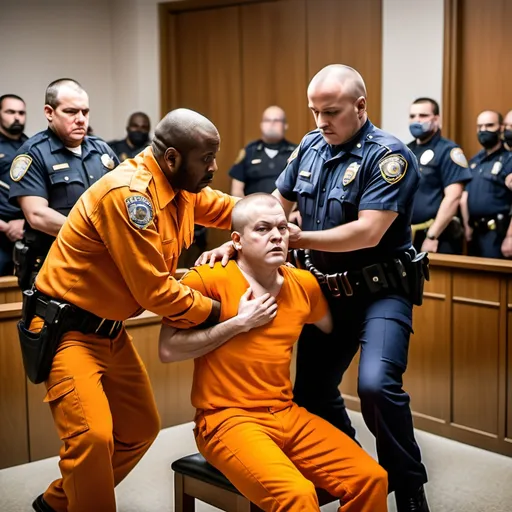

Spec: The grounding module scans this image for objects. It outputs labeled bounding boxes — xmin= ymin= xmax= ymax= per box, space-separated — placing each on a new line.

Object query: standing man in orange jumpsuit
xmin=160 ymin=193 xmax=388 ymax=512
xmin=23 ymin=108 xmax=237 ymax=512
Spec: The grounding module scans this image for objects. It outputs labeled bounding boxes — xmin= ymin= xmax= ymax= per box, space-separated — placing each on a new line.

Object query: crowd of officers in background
xmin=1 ymin=88 xmax=512 ymax=284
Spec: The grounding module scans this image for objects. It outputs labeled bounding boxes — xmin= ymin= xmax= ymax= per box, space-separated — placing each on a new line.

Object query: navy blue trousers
xmin=293 ymin=293 xmax=428 ymax=493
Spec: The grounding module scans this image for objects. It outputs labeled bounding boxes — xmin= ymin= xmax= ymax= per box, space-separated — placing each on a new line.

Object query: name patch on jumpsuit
xmin=125 ymin=195 xmax=154 ymax=229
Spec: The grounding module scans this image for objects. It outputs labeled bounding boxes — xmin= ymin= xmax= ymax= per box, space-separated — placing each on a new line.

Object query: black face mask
xmin=5 ymin=122 xmax=24 ymax=136
xmin=503 ymin=129 xmax=512 ymax=148
xmin=127 ymin=130 xmax=149 ymax=148
xmin=477 ymin=130 xmax=500 ymax=150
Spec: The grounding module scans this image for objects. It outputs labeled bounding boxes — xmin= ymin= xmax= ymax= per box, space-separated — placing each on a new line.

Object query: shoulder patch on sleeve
xmin=125 ymin=195 xmax=154 ymax=229
xmin=379 ymin=154 xmax=408 ymax=184
xmin=450 ymin=147 xmax=468 ymax=168
xmin=287 ymin=146 xmax=299 ymax=163
xmin=234 ymin=148 xmax=246 ymax=165
xmin=10 ymin=155 xmax=32 ymax=182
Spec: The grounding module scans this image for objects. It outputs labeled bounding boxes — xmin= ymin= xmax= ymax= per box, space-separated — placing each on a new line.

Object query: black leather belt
xmin=34 ymin=292 xmax=124 ymax=339
xmin=470 ymin=213 xmax=508 ymax=232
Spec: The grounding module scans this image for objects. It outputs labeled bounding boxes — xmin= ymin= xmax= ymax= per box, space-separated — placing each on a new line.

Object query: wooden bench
xmin=171 ymin=453 xmax=337 ymax=512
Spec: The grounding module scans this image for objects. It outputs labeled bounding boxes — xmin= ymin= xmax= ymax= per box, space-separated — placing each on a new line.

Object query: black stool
xmin=171 ymin=453 xmax=337 ymax=511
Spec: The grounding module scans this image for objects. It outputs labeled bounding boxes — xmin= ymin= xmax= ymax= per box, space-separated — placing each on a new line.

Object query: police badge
xmin=10 ymin=155 xmax=32 ymax=182
xmin=379 ymin=154 xmax=408 ymax=184
xmin=125 ymin=195 xmax=154 ymax=229
xmin=101 ymin=153 xmax=116 ymax=170
xmin=342 ymin=162 xmax=360 ymax=186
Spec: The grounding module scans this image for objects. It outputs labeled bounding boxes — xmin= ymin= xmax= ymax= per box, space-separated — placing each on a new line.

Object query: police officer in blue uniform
xmin=0 ymin=94 xmax=27 ymax=275
xmin=9 ymin=79 xmax=118 ymax=290
xmin=408 ymin=98 xmax=471 ymax=254
xmin=274 ymin=65 xmax=430 ymax=512
xmin=461 ymin=110 xmax=512 ymax=258
xmin=108 ymin=112 xmax=151 ymax=162
xmin=229 ymin=106 xmax=296 ymax=197
xmin=504 ymin=110 xmax=512 ymax=152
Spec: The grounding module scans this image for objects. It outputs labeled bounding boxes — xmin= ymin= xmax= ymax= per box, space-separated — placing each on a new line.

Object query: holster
xmin=17 ymin=289 xmax=71 ymax=384
xmin=404 ymin=251 xmax=430 ymax=306
xmin=13 ymin=240 xmax=42 ymax=291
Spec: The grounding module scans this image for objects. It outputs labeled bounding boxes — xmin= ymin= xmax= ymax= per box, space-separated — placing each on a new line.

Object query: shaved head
xmin=152 ymin=108 xmax=219 ymax=159
xmin=308 ymin=64 xmax=367 ymax=100
xmin=260 ymin=105 xmax=288 ymax=143
xmin=232 ymin=193 xmax=284 ymax=233
xmin=504 ymin=110 xmax=512 ymax=127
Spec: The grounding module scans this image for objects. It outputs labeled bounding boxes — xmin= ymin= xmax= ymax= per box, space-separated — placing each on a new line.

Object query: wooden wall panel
xmin=240 ymin=0 xmax=308 ymax=145
xmin=0 ymin=277 xmax=21 ymax=305
xmin=507 ymin=279 xmax=512 ymax=440
xmin=0 ymin=315 xmax=28 ymax=469
xmin=306 ymin=0 xmax=382 ymax=130
xmin=445 ymin=0 xmax=512 ymax=157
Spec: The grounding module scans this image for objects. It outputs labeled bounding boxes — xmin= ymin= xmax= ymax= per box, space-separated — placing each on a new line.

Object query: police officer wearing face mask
xmin=503 ymin=110 xmax=512 ymax=151
xmin=229 ymin=106 xmax=297 ymax=197
xmin=460 ymin=110 xmax=512 ymax=258
xmin=408 ymin=98 xmax=472 ymax=254
xmin=109 ymin=112 xmax=151 ymax=162
xmin=0 ymin=94 xmax=27 ymax=276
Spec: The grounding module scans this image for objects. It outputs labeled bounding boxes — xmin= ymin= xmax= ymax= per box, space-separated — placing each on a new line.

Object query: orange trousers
xmin=30 ymin=317 xmax=160 ymax=512
xmin=195 ymin=403 xmax=388 ymax=512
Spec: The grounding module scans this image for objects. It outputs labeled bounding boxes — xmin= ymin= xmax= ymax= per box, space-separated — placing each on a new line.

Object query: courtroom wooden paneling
xmin=306 ymin=0 xmax=382 ymax=130
xmin=0 ymin=305 xmax=28 ymax=469
xmin=507 ymin=280 xmax=512 ymax=441
xmin=240 ymin=0 xmax=308 ymax=144
xmin=0 ymin=276 xmax=22 ymax=305
xmin=443 ymin=0 xmax=512 ymax=156
xmin=406 ymin=268 xmax=451 ymax=424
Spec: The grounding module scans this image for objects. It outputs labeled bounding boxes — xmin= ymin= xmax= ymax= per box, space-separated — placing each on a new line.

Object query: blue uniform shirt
xmin=408 ymin=131 xmax=471 ymax=224
xmin=0 ymin=132 xmax=27 ymax=221
xmin=229 ymin=139 xmax=297 ymax=195
xmin=276 ymin=119 xmax=420 ymax=272
xmin=466 ymin=146 xmax=512 ymax=218
xmin=9 ymin=128 xmax=119 ymax=216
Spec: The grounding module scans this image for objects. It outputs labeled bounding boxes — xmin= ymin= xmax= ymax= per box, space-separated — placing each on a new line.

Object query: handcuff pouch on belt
xmin=17 ymin=288 xmax=72 ymax=384
xmin=294 ymin=248 xmax=429 ymax=306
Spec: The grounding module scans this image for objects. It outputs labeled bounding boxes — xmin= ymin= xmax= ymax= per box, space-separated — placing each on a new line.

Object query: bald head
xmin=260 ymin=105 xmax=287 ymax=143
xmin=232 ymin=193 xmax=284 ymax=233
xmin=503 ymin=110 xmax=512 ymax=128
xmin=308 ymin=64 xmax=367 ymax=100
xmin=152 ymin=108 xmax=219 ymax=159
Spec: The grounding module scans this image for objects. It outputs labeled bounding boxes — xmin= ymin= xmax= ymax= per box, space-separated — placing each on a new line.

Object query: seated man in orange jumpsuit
xmin=159 ymin=193 xmax=388 ymax=512
xmin=23 ymin=109 xmax=237 ymax=512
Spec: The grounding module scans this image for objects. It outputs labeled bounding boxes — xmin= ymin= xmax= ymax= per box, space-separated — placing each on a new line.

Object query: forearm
xmin=505 ymin=216 xmax=512 ymax=238
xmin=427 ymin=194 xmax=461 ymax=239
xmin=460 ymin=191 xmax=470 ymax=227
xmin=159 ymin=315 xmax=246 ymax=362
xmin=273 ymin=189 xmax=296 ymax=218
xmin=298 ymin=219 xmax=379 ymax=252
xmin=26 ymin=207 xmax=66 ymax=237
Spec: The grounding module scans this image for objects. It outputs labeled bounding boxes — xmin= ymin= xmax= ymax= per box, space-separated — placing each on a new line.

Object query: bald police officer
xmin=9 ymin=79 xmax=119 ymax=289
xmin=461 ymin=110 xmax=512 ymax=258
xmin=408 ymin=98 xmax=471 ymax=254
xmin=0 ymin=94 xmax=27 ymax=275
xmin=229 ymin=106 xmax=296 ymax=197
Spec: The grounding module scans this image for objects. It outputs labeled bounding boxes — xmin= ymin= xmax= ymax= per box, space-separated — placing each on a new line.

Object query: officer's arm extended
xmin=18 ymin=196 xmax=66 ymax=237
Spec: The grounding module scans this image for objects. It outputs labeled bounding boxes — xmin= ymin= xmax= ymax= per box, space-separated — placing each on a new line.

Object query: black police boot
xmin=395 ymin=485 xmax=430 ymax=512
xmin=32 ymin=494 xmax=56 ymax=512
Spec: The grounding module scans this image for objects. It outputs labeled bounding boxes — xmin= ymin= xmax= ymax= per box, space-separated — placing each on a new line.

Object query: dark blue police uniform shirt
xmin=229 ymin=139 xmax=297 ymax=195
xmin=0 ymin=132 xmax=27 ymax=221
xmin=108 ymin=138 xmax=149 ymax=162
xmin=9 ymin=128 xmax=119 ymax=216
xmin=276 ymin=119 xmax=419 ymax=272
xmin=466 ymin=146 xmax=512 ymax=218
xmin=408 ymin=131 xmax=471 ymax=224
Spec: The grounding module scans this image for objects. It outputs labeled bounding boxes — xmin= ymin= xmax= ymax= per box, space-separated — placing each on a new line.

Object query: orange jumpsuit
xmin=175 ymin=261 xmax=388 ymax=512
xmin=32 ymin=147 xmax=236 ymax=512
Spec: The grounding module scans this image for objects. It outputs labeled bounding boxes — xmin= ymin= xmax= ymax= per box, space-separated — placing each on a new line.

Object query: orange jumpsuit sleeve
xmin=90 ymin=188 xmax=212 ymax=327
xmin=193 ymin=187 xmax=237 ymax=229
xmin=300 ymin=272 xmax=329 ymax=324
xmin=161 ymin=269 xmax=209 ymax=327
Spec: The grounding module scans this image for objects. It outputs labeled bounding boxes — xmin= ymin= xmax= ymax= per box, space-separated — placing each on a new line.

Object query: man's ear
xmin=164 ymin=147 xmax=182 ymax=173
xmin=355 ymin=96 xmax=366 ymax=118
xmin=44 ymin=105 xmax=54 ymax=123
xmin=231 ymin=231 xmax=242 ymax=251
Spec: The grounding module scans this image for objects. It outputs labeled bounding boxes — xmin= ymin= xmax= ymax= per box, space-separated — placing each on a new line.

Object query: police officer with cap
xmin=229 ymin=106 xmax=297 ymax=197
xmin=408 ymin=97 xmax=472 ymax=254
xmin=9 ymin=78 xmax=118 ymax=289
xmin=275 ymin=65 xmax=430 ymax=511
xmin=108 ymin=112 xmax=151 ymax=162
xmin=0 ymin=94 xmax=27 ymax=275
xmin=461 ymin=110 xmax=512 ymax=258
